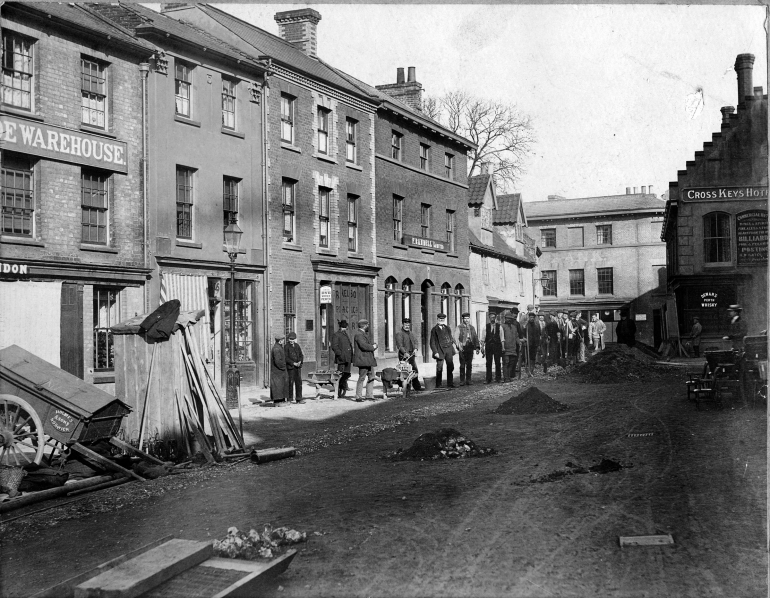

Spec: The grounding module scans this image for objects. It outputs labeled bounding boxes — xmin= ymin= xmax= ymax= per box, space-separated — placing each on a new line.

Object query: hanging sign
xmin=736 ymin=210 xmax=768 ymax=265
xmin=319 ymin=285 xmax=332 ymax=304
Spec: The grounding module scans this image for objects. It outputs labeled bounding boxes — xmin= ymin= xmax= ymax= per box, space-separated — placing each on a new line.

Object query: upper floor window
xmin=1 ymin=153 xmax=34 ymax=236
xmin=81 ymin=58 xmax=107 ymax=129
xmin=317 ymin=107 xmax=330 ymax=154
xmin=346 ymin=118 xmax=357 ymax=163
xmin=568 ymin=226 xmax=584 ymax=247
xmin=282 ymin=179 xmax=296 ymax=243
xmin=283 ymin=282 xmax=297 ymax=336
xmin=81 ymin=169 xmax=109 ymax=244
xmin=93 ymin=287 xmax=120 ymax=371
xmin=2 ymin=32 xmax=33 ymax=110
xmin=318 ymin=186 xmax=330 ymax=247
xmin=446 ymin=210 xmax=455 ymax=253
xmin=596 ymin=224 xmax=612 ymax=245
xmin=419 ymin=143 xmax=430 ymax=171
xmin=569 ymin=269 xmax=585 ymax=296
xmin=223 ymin=176 xmax=239 ymax=227
xmin=174 ymin=61 xmax=192 ymax=117
xmin=703 ymin=212 xmax=731 ymax=263
xmin=222 ymin=78 xmax=236 ymax=129
xmin=176 ymin=166 xmax=194 ymax=239
xmin=421 ymin=204 xmax=431 ymax=238
xmin=597 ymin=267 xmax=614 ymax=294
xmin=393 ymin=195 xmax=403 ymax=242
xmin=541 ymin=228 xmax=556 ymax=248
xmin=542 ymin=270 xmax=557 ymax=296
xmin=348 ymin=195 xmax=358 ymax=253
xmin=391 ymin=131 xmax=403 ymax=161
xmin=281 ymin=94 xmax=296 ymax=143
xmin=445 ymin=153 xmax=454 ymax=178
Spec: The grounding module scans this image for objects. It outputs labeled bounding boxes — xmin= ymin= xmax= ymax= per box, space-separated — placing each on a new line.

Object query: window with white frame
xmin=317 ymin=107 xmax=330 ymax=154
xmin=541 ymin=228 xmax=556 ymax=248
xmin=176 ymin=166 xmax=194 ymax=239
xmin=222 ymin=77 xmax=236 ymax=129
xmin=283 ymin=282 xmax=297 ymax=336
xmin=421 ymin=204 xmax=431 ymax=238
xmin=541 ymin=270 xmax=557 ymax=296
xmin=402 ymin=279 xmax=412 ymax=321
xmin=446 ymin=210 xmax=455 ymax=253
xmin=2 ymin=32 xmax=33 ymax=110
xmin=81 ymin=169 xmax=108 ymax=244
xmin=597 ymin=267 xmax=614 ymax=294
xmin=280 ymin=93 xmax=295 ymax=143
xmin=318 ymin=186 xmax=330 ymax=247
xmin=454 ymin=284 xmax=464 ymax=324
xmin=569 ymin=269 xmax=585 ymax=296
xmin=703 ymin=212 xmax=731 ymax=263
xmin=1 ymin=153 xmax=34 ymax=236
xmin=385 ymin=277 xmax=396 ymax=351
xmin=445 ymin=153 xmax=454 ymax=178
xmin=393 ymin=195 xmax=403 ymax=242
xmin=174 ymin=61 xmax=192 ymax=117
xmin=346 ymin=118 xmax=357 ymax=163
xmin=419 ymin=143 xmax=430 ymax=171
xmin=81 ymin=57 xmax=107 ymax=129
xmin=348 ymin=195 xmax=358 ymax=252
xmin=93 ymin=287 xmax=120 ymax=371
xmin=282 ymin=179 xmax=296 ymax=243
xmin=223 ymin=176 xmax=239 ymax=227
xmin=391 ymin=131 xmax=402 ymax=160
xmin=441 ymin=283 xmax=451 ymax=320
xmin=596 ymin=224 xmax=612 ymax=245
xmin=225 ymin=280 xmax=254 ymax=363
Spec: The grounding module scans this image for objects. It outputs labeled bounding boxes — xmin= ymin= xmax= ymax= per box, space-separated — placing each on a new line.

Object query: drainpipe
xmin=140 ymin=62 xmax=150 ymax=312
xmin=260 ymin=69 xmax=271 ymax=387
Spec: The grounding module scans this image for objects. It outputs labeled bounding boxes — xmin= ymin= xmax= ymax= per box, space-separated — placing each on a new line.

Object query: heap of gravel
xmin=388 ymin=428 xmax=496 ymax=461
xmin=495 ymin=387 xmax=569 ymax=415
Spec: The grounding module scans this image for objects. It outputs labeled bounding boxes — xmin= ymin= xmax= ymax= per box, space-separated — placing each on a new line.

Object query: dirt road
xmin=1 ymin=370 xmax=766 ymax=597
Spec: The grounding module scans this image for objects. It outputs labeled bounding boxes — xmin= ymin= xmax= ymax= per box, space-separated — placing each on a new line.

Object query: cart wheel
xmin=0 ymin=394 xmax=45 ymax=466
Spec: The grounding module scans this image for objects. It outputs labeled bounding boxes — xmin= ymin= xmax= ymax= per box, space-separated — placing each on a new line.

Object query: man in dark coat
xmin=453 ymin=312 xmax=479 ymax=385
xmin=724 ymin=305 xmax=748 ymax=351
xmin=430 ymin=313 xmax=457 ymax=388
xmin=482 ymin=312 xmax=503 ymax=384
xmin=523 ymin=311 xmax=542 ymax=376
xmin=270 ymin=334 xmax=288 ymax=402
xmin=395 ymin=318 xmax=422 ymax=391
xmin=285 ymin=332 xmax=304 ymax=403
xmin=544 ymin=311 xmax=561 ymax=373
xmin=616 ymin=310 xmax=637 ymax=348
xmin=352 ymin=319 xmax=378 ymax=401
xmin=576 ymin=311 xmax=589 ymax=363
xmin=330 ymin=320 xmax=354 ymax=397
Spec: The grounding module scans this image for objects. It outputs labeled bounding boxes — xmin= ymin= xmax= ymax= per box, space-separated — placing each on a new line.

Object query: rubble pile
xmin=388 ymin=428 xmax=495 ymax=461
xmin=575 ymin=344 xmax=666 ymax=383
xmin=495 ymin=387 xmax=569 ymax=415
xmin=213 ymin=524 xmax=307 ymax=561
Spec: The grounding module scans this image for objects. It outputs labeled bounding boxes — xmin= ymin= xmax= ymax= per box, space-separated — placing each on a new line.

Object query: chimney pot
xmin=734 ymin=53 xmax=755 ymax=105
xmin=274 ymin=8 xmax=322 ymax=58
xmin=407 ymin=67 xmax=416 ymax=83
xmin=641 ymin=186 xmax=647 ymax=194
xmin=755 ymin=86 xmax=764 ymax=98
xmin=649 ymin=185 xmax=654 ymax=195
xmin=720 ymin=106 xmax=735 ymax=124
xmin=626 ymin=187 xmax=631 ymax=194
xmin=396 ymin=68 xmax=405 ymax=84
xmin=633 ymin=187 xmax=637 ymax=194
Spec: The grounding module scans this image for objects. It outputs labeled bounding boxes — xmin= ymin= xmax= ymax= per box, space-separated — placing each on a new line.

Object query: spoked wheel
xmin=0 ymin=394 xmax=45 ymax=466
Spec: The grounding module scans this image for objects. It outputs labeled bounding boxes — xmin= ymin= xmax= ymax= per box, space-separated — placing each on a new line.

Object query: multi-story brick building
xmin=158 ymin=4 xmax=380 ymax=373
xmin=0 ymin=3 xmax=154 ymax=393
xmin=89 ymin=3 xmax=270 ymax=391
xmin=662 ymin=53 xmax=767 ymax=345
xmin=526 ymin=191 xmax=667 ymax=345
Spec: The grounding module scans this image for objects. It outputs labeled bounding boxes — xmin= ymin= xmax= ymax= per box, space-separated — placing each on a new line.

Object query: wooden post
xmin=70 ymin=443 xmax=145 ymax=482
xmin=109 ymin=437 xmax=166 ymax=466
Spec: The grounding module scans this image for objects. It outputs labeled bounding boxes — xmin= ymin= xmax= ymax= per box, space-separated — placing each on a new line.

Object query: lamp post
xmin=223 ymin=219 xmax=243 ymax=443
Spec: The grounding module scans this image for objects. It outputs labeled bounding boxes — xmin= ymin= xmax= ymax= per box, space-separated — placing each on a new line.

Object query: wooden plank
xmin=29 ymin=536 xmax=173 ymax=598
xmin=0 ymin=475 xmax=114 ymax=515
xmin=109 ymin=437 xmax=166 ymax=466
xmin=74 ymin=539 xmax=212 ymax=598
xmin=210 ymin=550 xmax=297 ymax=598
xmin=619 ymin=534 xmax=674 ymax=547
xmin=177 ymin=391 xmax=215 ymax=464
xmin=71 ymin=443 xmax=145 ymax=483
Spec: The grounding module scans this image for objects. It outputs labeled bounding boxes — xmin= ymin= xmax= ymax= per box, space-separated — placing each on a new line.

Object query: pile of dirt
xmin=532 ymin=459 xmax=630 ymax=483
xmin=575 ymin=344 xmax=666 ymax=383
xmin=388 ymin=428 xmax=496 ymax=461
xmin=495 ymin=387 xmax=569 ymax=415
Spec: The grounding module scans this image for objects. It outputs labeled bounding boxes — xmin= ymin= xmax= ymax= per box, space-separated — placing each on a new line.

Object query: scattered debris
xmin=574 ymin=344 xmax=673 ymax=383
xmin=388 ymin=428 xmax=496 ymax=461
xmin=495 ymin=387 xmax=569 ymax=415
xmin=213 ymin=525 xmax=307 ymax=561
xmin=532 ymin=459 xmax=630 ymax=483
xmin=619 ymin=534 xmax=674 ymax=547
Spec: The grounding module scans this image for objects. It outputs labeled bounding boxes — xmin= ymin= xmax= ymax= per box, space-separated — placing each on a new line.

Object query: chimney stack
xmin=649 ymin=185 xmax=654 ymax=195
xmin=720 ymin=106 xmax=735 ymax=124
xmin=626 ymin=187 xmax=631 ymax=194
xmin=641 ymin=186 xmax=647 ymax=194
xmin=375 ymin=67 xmax=424 ymax=112
xmin=274 ymin=9 xmax=322 ymax=58
xmin=734 ymin=53 xmax=755 ymax=105
xmin=633 ymin=187 xmax=637 ymax=194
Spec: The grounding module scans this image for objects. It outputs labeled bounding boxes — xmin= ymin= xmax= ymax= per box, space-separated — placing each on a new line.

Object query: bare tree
xmin=423 ymin=91 xmax=534 ymax=192
xmin=421 ymin=96 xmax=441 ymax=121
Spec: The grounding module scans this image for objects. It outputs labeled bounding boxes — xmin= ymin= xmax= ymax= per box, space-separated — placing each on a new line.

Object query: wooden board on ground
xmin=74 ymin=539 xmax=212 ymax=598
xmin=619 ymin=534 xmax=674 ymax=547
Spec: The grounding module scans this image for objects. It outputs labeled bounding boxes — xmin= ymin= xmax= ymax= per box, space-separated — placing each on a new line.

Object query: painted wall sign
xmin=0 ymin=114 xmax=128 ymax=174
xmin=50 ymin=409 xmax=75 ymax=434
xmin=319 ymin=285 xmax=332 ymax=304
xmin=404 ymin=235 xmax=448 ymax=252
xmin=0 ymin=262 xmax=30 ymax=279
xmin=701 ymin=291 xmax=718 ymax=308
xmin=736 ymin=210 xmax=768 ymax=265
xmin=683 ymin=186 xmax=768 ymax=201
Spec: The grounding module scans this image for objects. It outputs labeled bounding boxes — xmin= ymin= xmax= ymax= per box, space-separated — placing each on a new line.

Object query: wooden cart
xmin=688 ymin=350 xmax=742 ymax=410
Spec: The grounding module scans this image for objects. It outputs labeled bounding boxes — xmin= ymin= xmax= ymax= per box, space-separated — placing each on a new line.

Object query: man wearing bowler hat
xmin=285 ymin=332 xmax=305 ymax=403
xmin=430 ymin=313 xmax=458 ymax=388
xmin=352 ymin=319 xmax=378 ymax=401
xmin=724 ymin=304 xmax=748 ymax=351
xmin=395 ymin=318 xmax=422 ymax=392
xmin=454 ymin=312 xmax=479 ymax=385
xmin=330 ymin=320 xmax=354 ymax=397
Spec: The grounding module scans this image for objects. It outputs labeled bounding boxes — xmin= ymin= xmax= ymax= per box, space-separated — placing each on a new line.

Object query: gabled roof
xmin=525 ymin=193 xmax=665 ymax=220
xmin=469 ymin=229 xmax=536 ymax=267
xmin=494 ymin=193 xmax=523 ymax=225
xmin=468 ymin=174 xmax=494 ymax=207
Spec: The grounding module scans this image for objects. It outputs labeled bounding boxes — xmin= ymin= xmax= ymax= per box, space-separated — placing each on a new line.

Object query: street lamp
xmin=223 ymin=218 xmax=243 ymax=443
xmin=536 ymin=276 xmax=552 ymax=294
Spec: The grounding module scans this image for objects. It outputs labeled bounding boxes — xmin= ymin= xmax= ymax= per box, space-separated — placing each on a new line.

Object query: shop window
xmin=596 ymin=224 xmax=612 ymax=245
xmin=704 ymin=212 xmax=731 ymax=263
xmin=225 ymin=279 xmax=253 ymax=363
xmin=542 ymin=270 xmax=557 ymax=296
xmin=283 ymin=282 xmax=297 ymax=337
xmin=93 ymin=287 xmax=120 ymax=371
xmin=1 ymin=153 xmax=34 ymax=236
xmin=174 ymin=61 xmax=192 ymax=117
xmin=280 ymin=94 xmax=296 ymax=143
xmin=441 ymin=283 xmax=451 ymax=321
xmin=222 ymin=77 xmax=236 ymax=129
xmin=317 ymin=107 xmax=330 ymax=155
xmin=348 ymin=195 xmax=358 ymax=252
xmin=223 ymin=176 xmax=239 ymax=227
xmin=569 ymin=269 xmax=585 ymax=296
xmin=2 ymin=32 xmax=33 ymax=110
xmin=454 ymin=284 xmax=464 ymax=324
xmin=541 ymin=228 xmax=556 ymax=248
xmin=384 ymin=277 xmax=396 ymax=351
xmin=346 ymin=118 xmax=357 ymax=164
xmin=282 ymin=179 xmax=296 ymax=243
xmin=81 ymin=57 xmax=107 ymax=129
xmin=402 ymin=279 xmax=412 ymax=321
xmin=318 ymin=186 xmax=330 ymax=248
xmin=446 ymin=210 xmax=455 ymax=253
xmin=597 ymin=267 xmax=614 ymax=294
xmin=81 ymin=169 xmax=109 ymax=244
xmin=393 ymin=195 xmax=403 ymax=242
xmin=176 ymin=166 xmax=194 ymax=239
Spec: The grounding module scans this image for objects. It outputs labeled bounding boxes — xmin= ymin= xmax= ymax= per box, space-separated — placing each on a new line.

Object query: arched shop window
xmin=385 ymin=277 xmax=397 ymax=351
xmin=441 ymin=283 xmax=451 ymax=323
xmin=454 ymin=284 xmax=464 ymax=324
xmin=402 ymin=279 xmax=413 ymax=322
xmin=703 ymin=212 xmax=731 ymax=263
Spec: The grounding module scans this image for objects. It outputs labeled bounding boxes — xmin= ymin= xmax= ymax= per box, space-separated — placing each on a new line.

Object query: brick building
xmin=0 ymin=3 xmax=154 ymax=393
xmin=662 ymin=53 xmax=767 ymax=345
xmin=90 ymin=3 xmax=269 ymax=391
xmin=526 ymin=191 xmax=667 ymax=345
xmin=158 ymin=4 xmax=380 ymax=373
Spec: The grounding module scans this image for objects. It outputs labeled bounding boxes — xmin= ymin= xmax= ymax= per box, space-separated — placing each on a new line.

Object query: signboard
xmin=0 ymin=261 xmax=30 ymax=279
xmin=635 ymin=314 xmax=647 ymax=321
xmin=319 ymin=285 xmax=332 ymax=304
xmin=736 ymin=210 xmax=768 ymax=265
xmin=0 ymin=113 xmax=128 ymax=174
xmin=682 ymin=186 xmax=768 ymax=201
xmin=50 ymin=410 xmax=75 ymax=434
xmin=404 ymin=235 xmax=448 ymax=252
xmin=700 ymin=291 xmax=718 ymax=308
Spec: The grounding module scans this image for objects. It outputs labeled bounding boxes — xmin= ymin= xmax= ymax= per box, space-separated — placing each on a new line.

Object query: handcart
xmin=379 ymin=351 xmax=419 ymax=399
xmin=0 ymin=345 xmax=130 ymax=468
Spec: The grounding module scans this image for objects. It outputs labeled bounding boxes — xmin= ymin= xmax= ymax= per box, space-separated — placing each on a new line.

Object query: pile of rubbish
xmin=388 ymin=428 xmax=496 ymax=461
xmin=213 ymin=524 xmax=307 ymax=561
xmin=532 ymin=459 xmax=630 ymax=483
xmin=575 ymin=344 xmax=667 ymax=383
xmin=495 ymin=387 xmax=569 ymax=415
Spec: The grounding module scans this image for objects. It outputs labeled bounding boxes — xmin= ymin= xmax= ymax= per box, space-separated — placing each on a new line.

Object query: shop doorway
xmin=60 ymin=283 xmax=84 ymax=379
xmin=317 ymin=282 xmax=371 ymax=370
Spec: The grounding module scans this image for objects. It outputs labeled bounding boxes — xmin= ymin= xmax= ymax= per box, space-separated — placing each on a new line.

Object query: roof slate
xmin=468 ymin=229 xmax=535 ymax=267
xmin=494 ymin=193 xmax=521 ymax=224
xmin=468 ymin=174 xmax=492 ymax=206
xmin=525 ymin=193 xmax=665 ymax=219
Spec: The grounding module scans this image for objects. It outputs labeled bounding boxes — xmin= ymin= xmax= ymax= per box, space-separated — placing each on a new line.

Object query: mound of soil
xmin=575 ymin=344 xmax=666 ymax=383
xmin=495 ymin=387 xmax=569 ymax=414
xmin=389 ymin=428 xmax=496 ymax=461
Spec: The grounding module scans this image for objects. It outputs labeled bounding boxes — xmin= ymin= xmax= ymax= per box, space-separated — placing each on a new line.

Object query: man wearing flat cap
xmin=270 ymin=334 xmax=288 ymax=402
xmin=352 ymin=319 xmax=378 ymax=401
xmin=395 ymin=318 xmax=422 ymax=392
xmin=430 ymin=313 xmax=458 ymax=388
xmin=454 ymin=312 xmax=479 ymax=385
xmin=331 ymin=320 xmax=355 ymax=398
xmin=285 ymin=332 xmax=305 ymax=403
xmin=724 ymin=305 xmax=748 ymax=351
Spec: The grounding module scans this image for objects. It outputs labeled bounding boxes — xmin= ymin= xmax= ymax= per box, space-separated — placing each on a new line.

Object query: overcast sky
xmin=211 ymin=3 xmax=766 ymax=203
